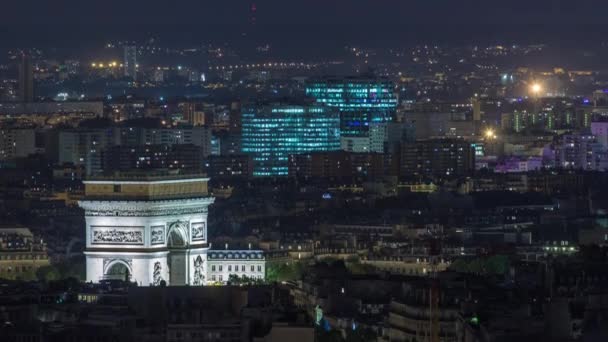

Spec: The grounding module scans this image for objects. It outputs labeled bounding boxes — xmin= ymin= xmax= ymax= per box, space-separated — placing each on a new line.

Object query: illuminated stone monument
xmin=79 ymin=171 xmax=214 ymax=286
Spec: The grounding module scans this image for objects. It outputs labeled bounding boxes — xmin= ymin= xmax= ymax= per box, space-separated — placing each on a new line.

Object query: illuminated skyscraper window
xmin=305 ymin=77 xmax=397 ymax=137
xmin=241 ymin=103 xmax=340 ymax=176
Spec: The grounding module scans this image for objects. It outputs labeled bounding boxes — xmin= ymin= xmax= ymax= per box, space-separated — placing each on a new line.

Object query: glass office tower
xmin=241 ymin=103 xmax=341 ymax=176
xmin=305 ymin=77 xmax=398 ymax=137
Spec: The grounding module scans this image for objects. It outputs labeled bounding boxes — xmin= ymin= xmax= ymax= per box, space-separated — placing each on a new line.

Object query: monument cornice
xmin=79 ymin=197 xmax=215 ymax=217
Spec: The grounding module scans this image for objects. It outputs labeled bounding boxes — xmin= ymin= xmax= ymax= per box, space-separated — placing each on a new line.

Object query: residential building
xmin=401 ymin=139 xmax=475 ymax=177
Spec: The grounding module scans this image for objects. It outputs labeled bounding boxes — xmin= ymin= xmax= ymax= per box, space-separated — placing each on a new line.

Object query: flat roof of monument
xmin=0 ymin=226 xmax=33 ymax=237
xmin=84 ymin=170 xmax=209 ymax=184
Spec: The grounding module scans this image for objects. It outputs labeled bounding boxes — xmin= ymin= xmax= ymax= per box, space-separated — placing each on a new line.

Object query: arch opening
xmin=104 ymin=261 xmax=131 ymax=281
xmin=167 ymin=221 xmax=189 ymax=248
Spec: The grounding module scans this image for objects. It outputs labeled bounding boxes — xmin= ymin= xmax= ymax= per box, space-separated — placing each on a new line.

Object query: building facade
xmin=207 ymin=250 xmax=266 ymax=283
xmin=591 ymin=121 xmax=608 ymax=149
xmin=58 ymin=129 xmax=117 ymax=176
xmin=205 ymin=155 xmax=253 ymax=178
xmin=102 ymin=144 xmax=202 ymax=172
xmin=0 ymin=227 xmax=50 ymax=280
xmin=241 ymin=103 xmax=340 ymax=176
xmin=57 ymin=127 xmax=212 ymax=175
xmin=554 ymin=133 xmax=608 ymax=171
xmin=0 ymin=129 xmax=38 ymax=160
xmin=117 ymin=127 xmax=212 ymax=156
xmin=401 ymin=139 xmax=475 ymax=177
xmin=305 ymin=76 xmax=397 ymax=138
xmin=389 ymin=298 xmax=458 ymax=342
xmin=288 ymin=151 xmax=387 ymax=179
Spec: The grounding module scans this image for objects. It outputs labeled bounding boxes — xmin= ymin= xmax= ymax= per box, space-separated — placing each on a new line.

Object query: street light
xmin=485 ymin=128 xmax=496 ymax=140
xmin=530 ymin=83 xmax=542 ymax=96
xmin=530 ymin=82 xmax=543 ymax=116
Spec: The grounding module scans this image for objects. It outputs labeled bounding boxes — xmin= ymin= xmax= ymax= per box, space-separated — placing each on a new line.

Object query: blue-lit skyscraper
xmin=241 ymin=103 xmax=340 ymax=176
xmin=305 ymin=76 xmax=398 ymax=137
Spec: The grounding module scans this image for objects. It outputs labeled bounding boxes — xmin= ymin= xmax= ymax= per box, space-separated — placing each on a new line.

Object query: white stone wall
xmin=81 ymin=197 xmax=212 ymax=286
xmin=85 ymin=253 xmax=105 ymax=282
xmin=188 ymin=248 xmax=208 ymax=286
xmin=84 ymin=210 xmax=209 ymax=249
xmin=206 ymin=259 xmax=265 ymax=283
xmin=84 ymin=251 xmax=169 ymax=286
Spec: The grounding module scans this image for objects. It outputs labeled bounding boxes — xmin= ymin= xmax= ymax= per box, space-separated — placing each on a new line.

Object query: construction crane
xmin=429 ymin=278 xmax=440 ymax=342
xmin=428 ymin=238 xmax=441 ymax=342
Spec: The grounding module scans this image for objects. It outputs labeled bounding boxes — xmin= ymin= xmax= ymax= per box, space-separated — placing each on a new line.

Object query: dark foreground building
xmin=400 ymin=139 xmax=475 ymax=177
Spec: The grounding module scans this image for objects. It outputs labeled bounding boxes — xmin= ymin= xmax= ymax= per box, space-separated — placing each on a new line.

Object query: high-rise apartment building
xmin=591 ymin=121 xmax=608 ymax=149
xmin=18 ymin=54 xmax=34 ymax=102
xmin=58 ymin=129 xmax=117 ymax=176
xmin=554 ymin=133 xmax=608 ymax=171
xmin=0 ymin=129 xmax=38 ymax=160
xmin=123 ymin=45 xmax=137 ymax=80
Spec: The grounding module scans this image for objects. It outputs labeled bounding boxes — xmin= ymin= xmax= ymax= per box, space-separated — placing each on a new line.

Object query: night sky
xmin=2 ymin=0 xmax=608 ymax=46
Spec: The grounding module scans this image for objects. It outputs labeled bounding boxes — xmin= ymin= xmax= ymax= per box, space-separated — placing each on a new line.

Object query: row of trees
xmin=0 ymin=256 xmax=85 ymax=282
xmin=227 ymin=274 xmax=265 ymax=285
xmin=265 ymin=261 xmax=306 ymax=282
xmin=35 ymin=256 xmax=86 ymax=282
xmin=449 ymin=255 xmax=510 ymax=275
xmin=5 ymin=256 xmax=377 ymax=284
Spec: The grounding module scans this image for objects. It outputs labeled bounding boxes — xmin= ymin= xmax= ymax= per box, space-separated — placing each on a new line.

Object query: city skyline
xmin=3 ymin=2 xmax=608 ymax=341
